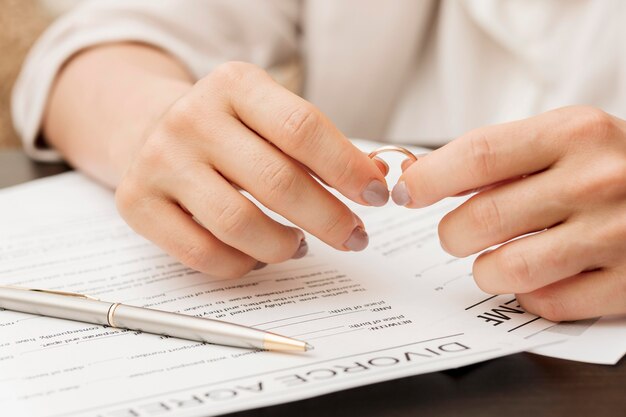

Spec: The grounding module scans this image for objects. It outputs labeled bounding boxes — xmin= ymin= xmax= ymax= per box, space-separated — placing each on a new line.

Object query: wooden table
xmin=0 ymin=149 xmax=70 ymax=188
xmin=1 ymin=150 xmax=624 ymax=417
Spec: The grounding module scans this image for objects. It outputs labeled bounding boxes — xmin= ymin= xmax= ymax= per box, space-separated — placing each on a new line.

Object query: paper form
xmin=1 ymin=134 xmax=624 ymax=416
xmin=0 ymin=173 xmax=542 ymax=417
xmin=527 ymin=315 xmax=626 ymax=365
xmin=348 ymin=200 xmax=555 ymax=339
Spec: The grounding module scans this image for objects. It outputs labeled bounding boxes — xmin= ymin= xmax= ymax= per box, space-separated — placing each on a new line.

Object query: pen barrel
xmin=111 ymin=304 xmax=267 ymax=349
xmin=0 ymin=287 xmax=112 ymax=325
xmin=0 ymin=287 xmax=306 ymax=351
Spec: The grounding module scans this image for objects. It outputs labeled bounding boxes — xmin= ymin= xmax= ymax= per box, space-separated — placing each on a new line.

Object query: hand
xmin=393 ymin=106 xmax=626 ymax=321
xmin=116 ymin=62 xmax=389 ymax=278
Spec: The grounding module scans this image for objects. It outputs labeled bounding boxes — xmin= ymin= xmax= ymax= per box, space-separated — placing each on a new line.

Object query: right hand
xmin=115 ymin=62 xmax=389 ymax=278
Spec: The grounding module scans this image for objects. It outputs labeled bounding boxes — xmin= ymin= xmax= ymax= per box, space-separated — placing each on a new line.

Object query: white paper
xmin=1 ymin=135 xmax=623 ymax=416
xmin=527 ymin=316 xmax=626 ymax=364
xmin=351 ymin=199 xmax=626 ymax=364
xmin=0 ymin=173 xmax=545 ymax=417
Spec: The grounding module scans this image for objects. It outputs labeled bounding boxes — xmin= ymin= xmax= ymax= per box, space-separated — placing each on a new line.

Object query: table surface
xmin=1 ymin=150 xmax=624 ymax=417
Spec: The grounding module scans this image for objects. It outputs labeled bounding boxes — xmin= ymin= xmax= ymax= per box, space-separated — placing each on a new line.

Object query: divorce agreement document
xmin=0 ymin=141 xmax=620 ymax=416
xmin=0 ymin=174 xmax=538 ymax=417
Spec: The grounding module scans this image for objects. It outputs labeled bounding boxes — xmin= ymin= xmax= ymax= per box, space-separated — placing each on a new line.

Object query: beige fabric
xmin=12 ymin=0 xmax=626 ymax=161
xmin=0 ymin=0 xmax=50 ymax=150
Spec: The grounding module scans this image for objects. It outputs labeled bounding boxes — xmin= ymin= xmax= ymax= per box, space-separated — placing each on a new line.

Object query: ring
xmin=367 ymin=145 xmax=418 ymax=162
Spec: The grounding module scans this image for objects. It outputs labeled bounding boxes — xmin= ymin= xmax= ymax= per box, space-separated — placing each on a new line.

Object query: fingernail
xmin=373 ymin=157 xmax=389 ymax=176
xmin=391 ymin=181 xmax=411 ymax=206
xmin=401 ymin=158 xmax=415 ymax=172
xmin=292 ymin=239 xmax=308 ymax=259
xmin=362 ymin=180 xmax=389 ymax=206
xmin=344 ymin=226 xmax=369 ymax=251
xmin=253 ymin=261 xmax=267 ymax=270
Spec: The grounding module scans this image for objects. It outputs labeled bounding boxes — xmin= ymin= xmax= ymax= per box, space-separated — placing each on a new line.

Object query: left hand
xmin=393 ymin=106 xmax=626 ymax=321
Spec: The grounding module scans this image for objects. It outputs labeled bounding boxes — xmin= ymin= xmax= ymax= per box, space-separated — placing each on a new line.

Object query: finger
xmin=401 ymin=158 xmax=415 ymax=172
xmin=373 ymin=157 xmax=389 ymax=176
xmin=207 ymin=118 xmax=369 ymax=252
xmin=280 ymin=156 xmax=385 ymax=190
xmin=472 ymin=222 xmax=601 ymax=294
xmin=116 ymin=192 xmax=258 ymax=278
xmin=516 ymin=268 xmax=626 ymax=321
xmin=453 ymin=177 xmax=522 ymax=197
xmin=395 ymin=112 xmax=567 ymax=208
xmin=215 ymin=62 xmax=389 ymax=207
xmin=439 ymin=172 xmax=573 ymax=257
xmin=167 ymin=164 xmax=307 ymax=264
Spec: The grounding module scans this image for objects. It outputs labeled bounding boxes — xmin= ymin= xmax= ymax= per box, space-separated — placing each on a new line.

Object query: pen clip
xmin=1 ymin=285 xmax=100 ymax=301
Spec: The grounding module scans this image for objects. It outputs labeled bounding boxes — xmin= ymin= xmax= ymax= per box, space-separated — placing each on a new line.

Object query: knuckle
xmin=610 ymin=216 xmax=626 ymax=243
xmin=159 ymin=101 xmax=224 ymax=154
xmin=114 ymin=179 xmax=138 ymax=216
xmin=320 ymin=208 xmax=355 ymax=240
xmin=519 ymin=289 xmax=568 ymax=322
xmin=115 ymin=177 xmax=157 ymax=224
xmin=214 ymin=201 xmax=253 ymax=237
xmin=541 ymin=244 xmax=568 ymax=276
xmin=466 ymin=131 xmax=497 ymax=180
xmin=177 ymin=242 xmax=216 ymax=273
xmin=161 ymin=97 xmax=198 ymax=132
xmin=595 ymin=159 xmax=626 ymax=198
xmin=571 ymin=157 xmax=626 ymax=201
xmin=205 ymin=61 xmax=269 ymax=105
xmin=577 ymin=106 xmax=616 ymax=139
xmin=604 ymin=159 xmax=626 ymax=189
xmin=177 ymin=241 xmax=252 ymax=279
xmin=208 ymin=61 xmax=261 ymax=87
xmin=331 ymin=147 xmax=359 ymax=189
xmin=258 ymin=159 xmax=301 ymax=201
xmin=468 ymin=196 xmax=503 ymax=238
xmin=139 ymin=134 xmax=171 ymax=170
xmin=497 ymin=250 xmax=533 ymax=292
xmin=280 ymin=104 xmax=322 ymax=148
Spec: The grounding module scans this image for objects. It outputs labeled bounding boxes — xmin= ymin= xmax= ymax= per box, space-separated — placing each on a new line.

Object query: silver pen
xmin=0 ymin=286 xmax=312 ymax=352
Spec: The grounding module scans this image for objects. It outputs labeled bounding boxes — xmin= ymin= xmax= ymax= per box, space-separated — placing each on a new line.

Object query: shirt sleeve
xmin=11 ymin=0 xmax=301 ymax=162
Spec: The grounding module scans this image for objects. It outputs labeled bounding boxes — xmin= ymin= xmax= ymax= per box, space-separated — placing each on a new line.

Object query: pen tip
xmin=263 ymin=333 xmax=314 ymax=352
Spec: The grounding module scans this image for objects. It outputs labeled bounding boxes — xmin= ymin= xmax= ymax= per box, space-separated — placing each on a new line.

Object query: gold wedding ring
xmin=367 ymin=145 xmax=418 ymax=162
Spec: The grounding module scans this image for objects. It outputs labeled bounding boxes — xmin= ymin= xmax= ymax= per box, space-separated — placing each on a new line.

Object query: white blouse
xmin=12 ymin=0 xmax=626 ymax=161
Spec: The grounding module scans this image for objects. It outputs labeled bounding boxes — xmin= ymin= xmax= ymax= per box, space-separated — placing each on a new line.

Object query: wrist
xmin=43 ymin=43 xmax=193 ymax=187
xmin=107 ymin=78 xmax=191 ymax=184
